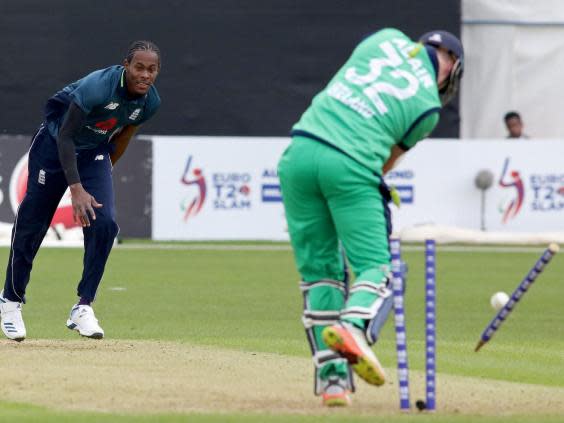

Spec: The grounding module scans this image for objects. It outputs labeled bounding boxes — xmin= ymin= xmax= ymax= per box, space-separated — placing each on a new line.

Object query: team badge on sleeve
xmin=129 ymin=108 xmax=141 ymax=120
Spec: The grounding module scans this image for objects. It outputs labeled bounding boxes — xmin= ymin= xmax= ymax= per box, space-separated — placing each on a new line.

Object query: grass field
xmin=0 ymin=242 xmax=563 ymax=422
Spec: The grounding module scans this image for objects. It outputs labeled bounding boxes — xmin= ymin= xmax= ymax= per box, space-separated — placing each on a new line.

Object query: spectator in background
xmin=504 ymin=111 xmax=529 ymax=139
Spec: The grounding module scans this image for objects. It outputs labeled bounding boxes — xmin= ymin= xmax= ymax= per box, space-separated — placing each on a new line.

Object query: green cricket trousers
xmin=278 ymin=135 xmax=392 ymax=383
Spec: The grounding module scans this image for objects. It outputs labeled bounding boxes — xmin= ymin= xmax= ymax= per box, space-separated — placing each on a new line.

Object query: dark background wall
xmin=0 ymin=0 xmax=461 ymax=138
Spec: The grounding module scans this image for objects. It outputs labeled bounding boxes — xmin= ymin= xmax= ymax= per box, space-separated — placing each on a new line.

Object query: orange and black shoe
xmin=322 ymin=323 xmax=386 ymax=386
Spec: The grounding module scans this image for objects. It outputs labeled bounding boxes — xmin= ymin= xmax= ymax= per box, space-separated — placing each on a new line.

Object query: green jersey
xmin=292 ymin=28 xmax=441 ymax=174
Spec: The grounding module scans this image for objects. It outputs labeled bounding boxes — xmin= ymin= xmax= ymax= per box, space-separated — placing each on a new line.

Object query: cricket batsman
xmin=278 ymin=28 xmax=464 ymax=406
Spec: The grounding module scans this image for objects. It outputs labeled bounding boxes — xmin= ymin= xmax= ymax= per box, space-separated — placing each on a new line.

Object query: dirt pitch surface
xmin=1 ymin=339 xmax=563 ymax=417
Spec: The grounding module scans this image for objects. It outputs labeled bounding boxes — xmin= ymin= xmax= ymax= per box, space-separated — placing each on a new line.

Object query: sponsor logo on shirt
xmin=104 ymin=102 xmax=120 ymax=110
xmin=129 ymin=108 xmax=142 ymax=120
xmin=95 ymin=155 xmax=104 ymax=161
xmin=87 ymin=126 xmax=109 ymax=135
xmin=87 ymin=118 xmax=119 ymax=135
xmin=38 ymin=169 xmax=46 ymax=185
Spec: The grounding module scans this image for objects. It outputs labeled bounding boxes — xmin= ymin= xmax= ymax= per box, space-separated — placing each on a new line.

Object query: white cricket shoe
xmin=321 ymin=375 xmax=352 ymax=407
xmin=66 ymin=304 xmax=104 ymax=339
xmin=0 ymin=291 xmax=26 ymax=342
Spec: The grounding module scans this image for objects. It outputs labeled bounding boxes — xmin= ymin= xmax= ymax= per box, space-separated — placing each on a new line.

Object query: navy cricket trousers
xmin=3 ymin=124 xmax=119 ymax=303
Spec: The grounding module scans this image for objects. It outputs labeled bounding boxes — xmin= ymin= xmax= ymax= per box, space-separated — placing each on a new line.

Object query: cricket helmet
xmin=419 ymin=30 xmax=464 ymax=105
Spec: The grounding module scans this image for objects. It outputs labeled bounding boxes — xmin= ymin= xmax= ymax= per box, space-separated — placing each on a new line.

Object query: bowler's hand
xmin=69 ymin=183 xmax=103 ymax=227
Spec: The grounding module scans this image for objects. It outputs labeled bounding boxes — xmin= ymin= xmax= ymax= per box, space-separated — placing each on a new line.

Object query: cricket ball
xmin=490 ymin=292 xmax=510 ymax=311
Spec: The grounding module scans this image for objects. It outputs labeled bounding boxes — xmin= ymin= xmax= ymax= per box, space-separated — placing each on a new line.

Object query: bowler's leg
xmin=3 ymin=130 xmax=68 ymax=302
xmin=77 ymin=150 xmax=119 ymax=303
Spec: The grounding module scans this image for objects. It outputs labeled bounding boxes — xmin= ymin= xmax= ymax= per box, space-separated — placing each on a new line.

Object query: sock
xmin=78 ymin=297 xmax=91 ymax=306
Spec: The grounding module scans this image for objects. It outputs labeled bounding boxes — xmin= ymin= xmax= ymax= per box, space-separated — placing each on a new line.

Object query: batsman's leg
xmin=278 ymin=137 xmax=354 ymax=405
xmin=317 ymin=150 xmax=393 ymax=386
xmin=301 ymin=279 xmax=354 ymax=405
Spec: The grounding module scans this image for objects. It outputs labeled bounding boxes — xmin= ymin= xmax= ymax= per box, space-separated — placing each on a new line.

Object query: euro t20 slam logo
xmin=212 ymin=172 xmax=251 ymax=209
xmin=179 ymin=155 xmax=251 ymax=222
xmin=498 ymin=157 xmax=564 ymax=224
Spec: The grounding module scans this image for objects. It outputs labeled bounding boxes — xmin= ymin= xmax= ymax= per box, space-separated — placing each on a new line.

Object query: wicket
xmin=391 ymin=238 xmax=410 ymax=410
xmin=391 ymin=238 xmax=436 ymax=412
xmin=474 ymin=243 xmax=559 ymax=352
xmin=425 ymin=240 xmax=436 ymax=411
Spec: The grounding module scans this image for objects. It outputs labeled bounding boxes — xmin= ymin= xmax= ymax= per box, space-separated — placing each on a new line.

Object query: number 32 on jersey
xmin=330 ymin=38 xmax=434 ymax=117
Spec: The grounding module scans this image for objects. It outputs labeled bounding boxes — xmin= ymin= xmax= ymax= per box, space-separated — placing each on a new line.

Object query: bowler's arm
xmin=110 ymin=125 xmax=139 ymax=165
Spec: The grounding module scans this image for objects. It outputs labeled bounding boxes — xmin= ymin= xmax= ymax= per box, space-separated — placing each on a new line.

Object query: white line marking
xmin=116 ymin=244 xmax=292 ymax=251
xmin=114 ymin=243 xmax=552 ymax=254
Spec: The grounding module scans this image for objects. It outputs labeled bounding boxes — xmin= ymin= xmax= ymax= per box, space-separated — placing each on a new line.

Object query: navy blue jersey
xmin=44 ymin=65 xmax=161 ymax=150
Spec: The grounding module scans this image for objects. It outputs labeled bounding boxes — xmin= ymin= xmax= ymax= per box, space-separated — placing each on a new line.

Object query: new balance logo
xmin=129 ymin=108 xmax=142 ymax=120
xmin=104 ymin=102 xmax=120 ymax=110
xmin=95 ymin=155 xmax=104 ymax=161
xmin=429 ymin=33 xmax=442 ymax=43
xmin=38 ymin=169 xmax=46 ymax=185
